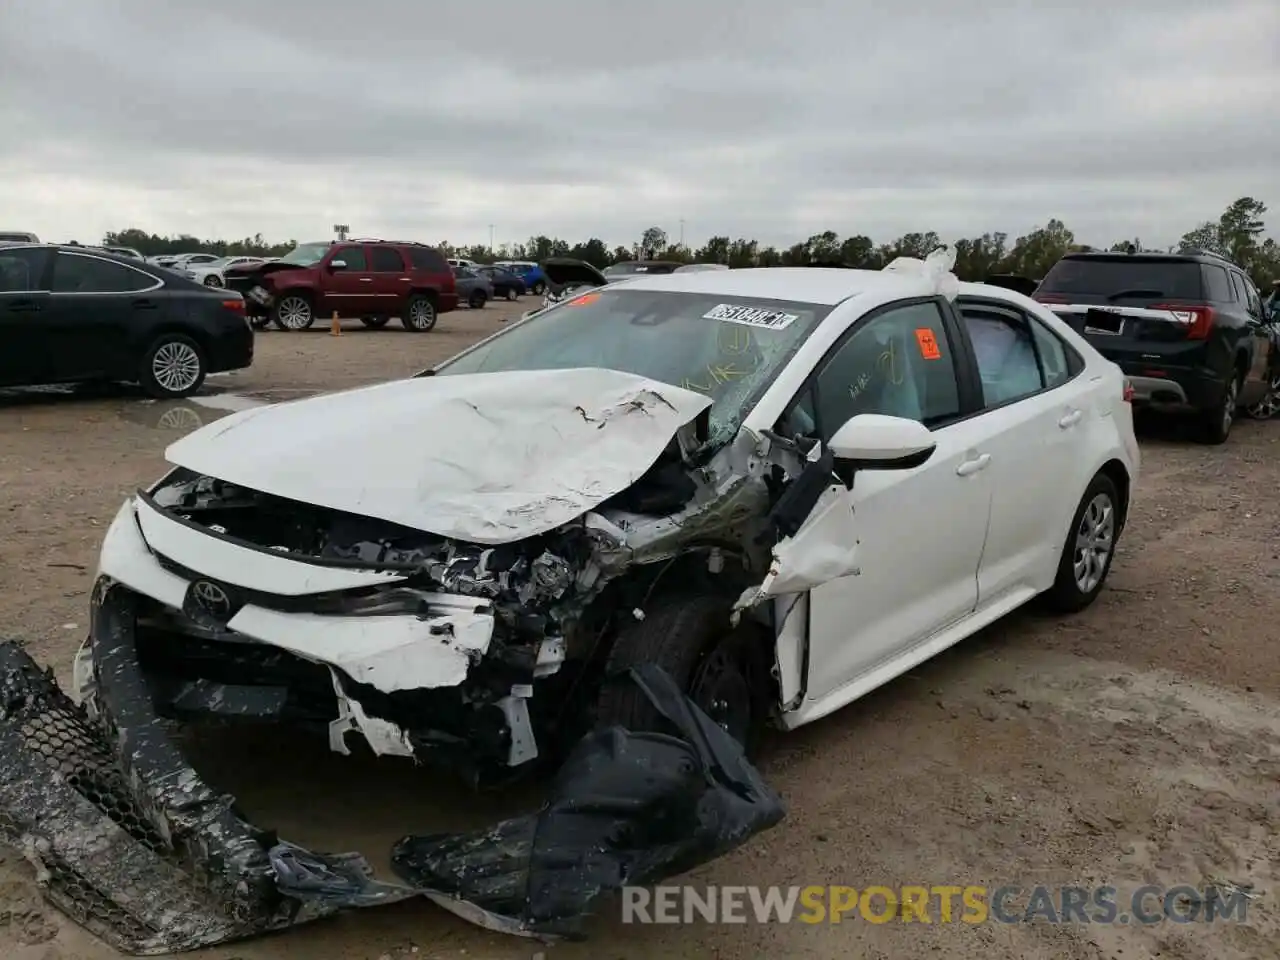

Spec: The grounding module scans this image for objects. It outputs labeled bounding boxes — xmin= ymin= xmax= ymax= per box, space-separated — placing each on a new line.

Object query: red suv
xmin=224 ymin=240 xmax=458 ymax=332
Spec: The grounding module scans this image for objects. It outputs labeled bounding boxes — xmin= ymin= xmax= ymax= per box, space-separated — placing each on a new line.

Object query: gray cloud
xmin=1 ymin=0 xmax=1276 ymax=250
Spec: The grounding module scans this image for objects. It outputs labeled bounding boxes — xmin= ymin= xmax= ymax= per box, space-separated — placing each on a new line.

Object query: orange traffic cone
xmin=330 ymin=311 xmax=341 ymax=336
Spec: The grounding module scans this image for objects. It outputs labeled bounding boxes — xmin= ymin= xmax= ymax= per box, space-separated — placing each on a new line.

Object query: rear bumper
xmin=206 ymin=325 xmax=255 ymax=372
xmin=1113 ymin=365 xmax=1227 ymax=413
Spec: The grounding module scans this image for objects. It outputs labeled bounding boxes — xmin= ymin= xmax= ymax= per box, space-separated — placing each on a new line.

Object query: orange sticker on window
xmin=567 ymin=293 xmax=600 ymax=306
xmin=914 ymin=327 xmax=942 ymax=360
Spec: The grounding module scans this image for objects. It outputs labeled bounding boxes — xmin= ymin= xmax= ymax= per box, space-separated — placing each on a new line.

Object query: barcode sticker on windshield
xmin=703 ymin=303 xmax=799 ymax=330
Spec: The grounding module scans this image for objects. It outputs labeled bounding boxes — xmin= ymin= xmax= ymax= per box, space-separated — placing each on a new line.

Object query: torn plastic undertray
xmin=0 ymin=591 xmax=785 ymax=954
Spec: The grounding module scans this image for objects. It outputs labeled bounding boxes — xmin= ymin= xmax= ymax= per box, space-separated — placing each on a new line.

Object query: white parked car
xmin=447 ymin=257 xmax=479 ymax=269
xmin=184 ymin=255 xmax=268 ymax=287
xmin=74 ymin=249 xmax=1138 ymax=776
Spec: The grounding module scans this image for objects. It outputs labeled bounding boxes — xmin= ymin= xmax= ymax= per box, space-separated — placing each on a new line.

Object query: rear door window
xmin=370 ymin=247 xmax=405 ymax=272
xmin=1228 ymin=271 xmax=1248 ymax=304
xmin=1038 ymin=257 xmax=1203 ymax=302
xmin=408 ymin=246 xmax=448 ymax=272
xmin=51 ymin=253 xmax=157 ymax=293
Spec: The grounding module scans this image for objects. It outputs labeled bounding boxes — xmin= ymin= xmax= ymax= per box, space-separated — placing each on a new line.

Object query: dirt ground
xmin=1 ymin=299 xmax=1278 ymax=960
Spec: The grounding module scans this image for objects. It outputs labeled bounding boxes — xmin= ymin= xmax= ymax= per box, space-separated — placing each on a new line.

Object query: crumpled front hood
xmin=164 ymin=368 xmax=712 ymax=544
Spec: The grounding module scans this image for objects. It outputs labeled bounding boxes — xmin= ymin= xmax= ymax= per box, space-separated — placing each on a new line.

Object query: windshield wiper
xmin=1105 ymin=288 xmax=1163 ymax=301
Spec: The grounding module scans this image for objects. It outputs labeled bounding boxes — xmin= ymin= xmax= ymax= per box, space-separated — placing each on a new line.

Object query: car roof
xmin=603 ymin=266 xmax=941 ymax=306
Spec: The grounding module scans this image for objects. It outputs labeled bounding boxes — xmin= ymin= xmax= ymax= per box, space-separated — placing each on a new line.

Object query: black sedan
xmin=474 ymin=264 xmax=526 ymax=300
xmin=0 ymin=244 xmax=253 ymax=399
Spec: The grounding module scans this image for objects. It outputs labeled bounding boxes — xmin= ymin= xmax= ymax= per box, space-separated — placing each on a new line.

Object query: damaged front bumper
xmin=0 ymin=621 xmax=784 ymax=954
xmin=82 ymin=496 xmax=562 ymax=777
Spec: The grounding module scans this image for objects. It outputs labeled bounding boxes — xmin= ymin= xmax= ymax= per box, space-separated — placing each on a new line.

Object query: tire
xmin=202 ymin=274 xmax=223 ymax=288
xmin=1196 ymin=373 xmax=1240 ymax=444
xmin=1245 ymin=372 xmax=1280 ymax=420
xmin=360 ymin=316 xmax=390 ymax=329
xmin=272 ymin=293 xmax=315 ymax=331
xmin=249 ymin=315 xmax=271 ymax=330
xmin=401 ymin=293 xmax=438 ymax=332
xmin=505 ymin=287 xmax=518 ymax=301
xmin=468 ymin=290 xmax=487 ymax=309
xmin=138 ymin=334 xmax=206 ymax=399
xmin=1042 ymin=472 xmax=1121 ymax=613
xmin=595 ymin=594 xmax=763 ymax=752
xmin=531 ymin=281 xmax=545 ymax=296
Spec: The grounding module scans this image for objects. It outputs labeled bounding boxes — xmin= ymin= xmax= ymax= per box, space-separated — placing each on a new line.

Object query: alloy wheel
xmin=1072 ymin=492 xmax=1115 ymax=594
xmin=409 ymin=298 xmax=436 ymax=330
xmin=1221 ymin=377 xmax=1239 ymax=434
xmin=151 ymin=342 xmax=202 ymax=395
xmin=277 ymin=296 xmax=312 ymax=330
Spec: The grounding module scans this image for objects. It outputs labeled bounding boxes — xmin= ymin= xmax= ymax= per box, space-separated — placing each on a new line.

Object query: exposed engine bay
xmin=91 ymin=416 xmax=816 ymax=784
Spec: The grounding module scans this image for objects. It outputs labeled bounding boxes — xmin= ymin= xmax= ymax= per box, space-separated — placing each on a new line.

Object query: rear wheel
xmin=531 ymin=280 xmax=545 ymax=295
xmin=468 ymin=290 xmax=487 ymax=309
xmin=139 ymin=334 xmax=206 ymax=399
xmin=1042 ymin=472 xmax=1120 ymax=613
xmin=1197 ymin=374 xmax=1239 ymax=444
xmin=272 ymin=294 xmax=315 ymax=331
xmin=401 ymin=293 xmax=438 ymax=332
xmin=505 ymin=287 xmax=518 ymax=301
xmin=202 ymin=274 xmax=223 ymax=288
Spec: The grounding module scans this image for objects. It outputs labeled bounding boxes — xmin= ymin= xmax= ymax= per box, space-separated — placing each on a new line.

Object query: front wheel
xmin=1245 ymin=372 xmax=1280 ymax=419
xmin=1042 ymin=472 xmax=1121 ymax=613
xmin=202 ymin=274 xmax=224 ymax=288
xmin=595 ymin=594 xmax=763 ymax=753
xmin=272 ymin=294 xmax=315 ymax=331
xmin=401 ymin=293 xmax=437 ymax=332
xmin=139 ymin=334 xmax=206 ymax=399
xmin=249 ymin=315 xmax=271 ymax=330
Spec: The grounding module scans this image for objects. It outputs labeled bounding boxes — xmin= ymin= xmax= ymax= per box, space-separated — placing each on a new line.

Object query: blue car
xmin=494 ymin=260 xmax=548 ymax=295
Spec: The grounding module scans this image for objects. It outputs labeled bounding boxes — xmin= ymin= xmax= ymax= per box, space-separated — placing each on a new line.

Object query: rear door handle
xmin=956 ymin=453 xmax=991 ymax=477
xmin=1058 ymin=409 xmax=1083 ymax=429
xmin=359 ymin=278 xmax=374 ymax=283
xmin=6 ymin=300 xmax=42 ymax=313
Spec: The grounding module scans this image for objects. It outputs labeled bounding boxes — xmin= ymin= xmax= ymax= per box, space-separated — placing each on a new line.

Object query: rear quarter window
xmin=1200 ymin=264 xmax=1233 ymax=302
xmin=1039 ymin=257 xmax=1203 ymax=301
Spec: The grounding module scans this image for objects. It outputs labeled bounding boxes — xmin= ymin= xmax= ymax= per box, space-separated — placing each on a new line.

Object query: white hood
xmin=164 ymin=368 xmax=712 ymax=544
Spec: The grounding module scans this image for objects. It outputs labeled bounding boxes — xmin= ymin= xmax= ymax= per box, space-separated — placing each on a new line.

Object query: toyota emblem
xmin=189 ymin=579 xmax=234 ymax=622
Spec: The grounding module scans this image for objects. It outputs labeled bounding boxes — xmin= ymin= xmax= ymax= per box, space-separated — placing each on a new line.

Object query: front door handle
xmin=1058 ymin=409 xmax=1083 ymax=429
xmin=956 ymin=453 xmax=991 ymax=477
xmin=6 ymin=300 xmax=42 ymax=313
xmin=359 ymin=278 xmax=374 ymax=283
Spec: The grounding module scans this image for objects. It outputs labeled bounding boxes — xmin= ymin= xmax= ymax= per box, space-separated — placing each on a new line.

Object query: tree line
xmin=101 ymin=196 xmax=1278 ymax=287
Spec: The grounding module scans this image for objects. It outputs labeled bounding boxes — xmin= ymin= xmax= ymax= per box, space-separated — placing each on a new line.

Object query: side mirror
xmin=827 ymin=414 xmax=936 ymax=476
xmin=329 ymin=259 xmax=347 ymax=271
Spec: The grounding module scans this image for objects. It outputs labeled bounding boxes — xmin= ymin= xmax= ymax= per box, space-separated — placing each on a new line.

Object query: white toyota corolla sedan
xmin=75 ymin=250 xmax=1139 ymax=776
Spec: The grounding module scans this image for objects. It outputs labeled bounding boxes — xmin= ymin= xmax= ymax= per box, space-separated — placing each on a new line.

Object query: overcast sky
xmin=2 ymin=0 xmax=1277 ymax=252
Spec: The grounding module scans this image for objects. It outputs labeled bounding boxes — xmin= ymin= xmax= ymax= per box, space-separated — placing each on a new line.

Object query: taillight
xmin=221 ymin=298 xmax=244 ymax=313
xmin=1034 ymin=293 xmax=1067 ymax=304
xmin=1122 ymin=380 xmax=1135 ymax=403
xmin=1149 ymin=303 xmax=1214 ymax=339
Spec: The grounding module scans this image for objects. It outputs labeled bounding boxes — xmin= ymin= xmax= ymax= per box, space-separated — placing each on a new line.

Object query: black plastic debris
xmin=390 ymin=662 xmax=787 ymax=938
xmin=0 ymin=604 xmax=785 ymax=954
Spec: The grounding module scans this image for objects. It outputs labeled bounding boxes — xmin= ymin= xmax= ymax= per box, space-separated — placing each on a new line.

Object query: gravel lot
xmin=1 ymin=299 xmax=1278 ymax=960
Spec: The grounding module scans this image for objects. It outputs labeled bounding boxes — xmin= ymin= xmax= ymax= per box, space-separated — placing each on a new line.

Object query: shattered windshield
xmin=277 ymin=242 xmax=330 ymax=267
xmin=433 ymin=288 xmax=833 ymax=445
